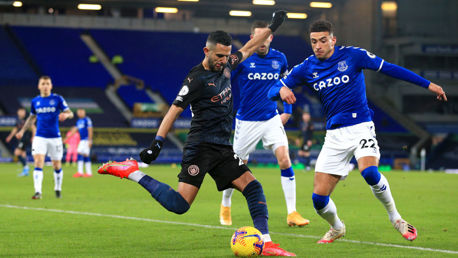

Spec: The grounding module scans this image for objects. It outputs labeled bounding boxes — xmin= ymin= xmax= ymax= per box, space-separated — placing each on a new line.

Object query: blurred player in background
xmin=72 ymin=109 xmax=93 ymax=178
xmin=16 ymin=76 xmax=74 ymax=199
xmin=99 ymin=11 xmax=296 ymax=256
xmin=219 ymin=21 xmax=309 ymax=227
xmin=64 ymin=126 xmax=79 ymax=166
xmin=268 ymin=20 xmax=447 ymax=243
xmin=6 ymin=107 xmax=35 ymax=176
xmin=297 ymin=111 xmax=314 ymax=171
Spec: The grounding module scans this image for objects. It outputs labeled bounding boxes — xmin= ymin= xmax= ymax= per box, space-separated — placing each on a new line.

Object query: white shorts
xmin=315 ymin=121 xmax=380 ymax=177
xmin=77 ymin=140 xmax=91 ymax=156
xmin=233 ymin=115 xmax=288 ymax=161
xmin=32 ymin=136 xmax=64 ymax=161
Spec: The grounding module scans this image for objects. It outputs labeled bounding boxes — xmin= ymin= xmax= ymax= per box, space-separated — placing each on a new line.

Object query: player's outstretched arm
xmin=428 ymin=82 xmax=447 ymax=101
xmin=238 ymin=10 xmax=287 ymax=62
xmin=139 ymin=104 xmax=184 ymax=164
xmin=15 ymin=114 xmax=36 ymax=140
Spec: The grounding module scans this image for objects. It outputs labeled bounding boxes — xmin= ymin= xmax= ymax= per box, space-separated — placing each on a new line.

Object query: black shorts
xmin=179 ymin=143 xmax=250 ymax=191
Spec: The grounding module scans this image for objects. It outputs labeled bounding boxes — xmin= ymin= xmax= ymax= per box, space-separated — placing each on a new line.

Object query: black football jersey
xmin=173 ymin=51 xmax=243 ymax=147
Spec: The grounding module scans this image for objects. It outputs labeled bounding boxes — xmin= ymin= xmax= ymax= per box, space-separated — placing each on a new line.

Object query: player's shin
xmin=361 ymin=166 xmax=401 ymax=222
xmin=77 ymin=154 xmax=84 ymax=173
xmin=312 ymin=193 xmax=344 ymax=230
xmin=242 ymin=180 xmax=271 ymax=242
xmin=221 ymin=188 xmax=234 ymax=207
xmin=137 ymin=174 xmax=190 ymax=214
xmin=33 ymin=168 xmax=43 ymax=193
xmin=280 ymin=167 xmax=296 ymax=214
xmin=54 ymin=168 xmax=63 ymax=191
xmin=84 ymin=156 xmax=92 ymax=175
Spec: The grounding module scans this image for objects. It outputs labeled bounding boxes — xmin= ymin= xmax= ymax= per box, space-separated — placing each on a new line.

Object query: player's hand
xmin=15 ymin=131 xmax=24 ymax=140
xmin=269 ymin=10 xmax=287 ymax=33
xmin=59 ymin=113 xmax=68 ymax=121
xmin=428 ymin=83 xmax=447 ymax=101
xmin=6 ymin=135 xmax=12 ymax=143
xmin=279 ymin=86 xmax=296 ymax=104
xmin=139 ymin=138 xmax=163 ymax=164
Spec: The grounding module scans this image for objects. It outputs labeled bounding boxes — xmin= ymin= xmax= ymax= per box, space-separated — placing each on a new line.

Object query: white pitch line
xmin=1 ymin=204 xmax=457 ymax=255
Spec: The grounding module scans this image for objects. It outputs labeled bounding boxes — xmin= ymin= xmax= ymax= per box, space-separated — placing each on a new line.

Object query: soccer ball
xmin=230 ymin=226 xmax=264 ymax=257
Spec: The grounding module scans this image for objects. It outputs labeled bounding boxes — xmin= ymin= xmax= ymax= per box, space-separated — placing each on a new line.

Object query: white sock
xmin=281 ymin=176 xmax=296 ymax=214
xmin=127 ymin=170 xmax=145 ymax=183
xmin=85 ymin=162 xmax=92 ymax=175
xmin=33 ymin=169 xmax=43 ymax=193
xmin=317 ymin=198 xmax=344 ymax=230
xmin=262 ymin=234 xmax=272 ymax=242
xmin=77 ymin=160 xmax=84 ymax=173
xmin=221 ymin=188 xmax=234 ymax=207
xmin=54 ymin=170 xmax=63 ymax=191
xmin=371 ymin=174 xmax=402 ymax=222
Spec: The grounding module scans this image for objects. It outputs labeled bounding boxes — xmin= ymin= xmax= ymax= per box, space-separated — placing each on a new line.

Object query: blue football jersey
xmin=77 ymin=116 xmax=92 ymax=140
xmin=280 ymin=46 xmax=385 ymax=129
xmin=233 ymin=48 xmax=288 ymax=121
xmin=30 ymin=93 xmax=70 ymax=138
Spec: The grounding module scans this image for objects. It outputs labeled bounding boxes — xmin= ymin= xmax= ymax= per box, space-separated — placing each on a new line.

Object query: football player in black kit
xmin=98 ymin=11 xmax=295 ymax=256
xmin=6 ymin=107 xmax=35 ymax=176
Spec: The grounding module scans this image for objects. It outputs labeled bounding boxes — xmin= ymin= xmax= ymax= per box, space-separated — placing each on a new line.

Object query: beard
xmin=209 ymin=61 xmax=225 ymax=72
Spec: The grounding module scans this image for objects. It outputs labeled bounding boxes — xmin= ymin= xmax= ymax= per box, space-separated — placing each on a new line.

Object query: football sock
xmin=313 ymin=193 xmax=344 ymax=230
xmin=84 ymin=156 xmax=92 ymax=175
xmin=361 ymin=167 xmax=402 ymax=222
xmin=242 ymin=180 xmax=269 ymax=235
xmin=138 ymin=175 xmax=190 ymax=214
xmin=54 ymin=168 xmax=63 ymax=191
xmin=77 ymin=155 xmax=84 ymax=173
xmin=221 ymin=188 xmax=234 ymax=207
xmin=280 ymin=167 xmax=296 ymax=214
xmin=33 ymin=168 xmax=43 ymax=193
xmin=18 ymin=155 xmax=26 ymax=166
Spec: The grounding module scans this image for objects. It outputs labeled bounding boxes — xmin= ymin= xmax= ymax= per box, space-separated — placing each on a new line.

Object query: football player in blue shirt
xmin=73 ymin=109 xmax=93 ymax=178
xmin=219 ymin=21 xmax=309 ymax=228
xmin=268 ymin=20 xmax=447 ymax=243
xmin=16 ymin=76 xmax=74 ymax=199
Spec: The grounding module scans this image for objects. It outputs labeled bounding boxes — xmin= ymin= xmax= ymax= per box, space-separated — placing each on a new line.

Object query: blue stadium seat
xmin=0 ymin=26 xmax=36 ymax=86
xmin=11 ymin=26 xmax=111 ymax=88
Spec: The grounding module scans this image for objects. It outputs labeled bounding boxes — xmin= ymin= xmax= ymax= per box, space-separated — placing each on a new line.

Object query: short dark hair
xmin=251 ymin=20 xmax=268 ymax=34
xmin=207 ymin=31 xmax=232 ymax=47
xmin=39 ymin=75 xmax=51 ymax=81
xmin=309 ymin=20 xmax=334 ymax=35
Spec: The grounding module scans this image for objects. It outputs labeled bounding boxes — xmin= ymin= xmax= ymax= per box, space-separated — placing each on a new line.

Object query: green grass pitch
xmin=0 ymin=163 xmax=457 ymax=257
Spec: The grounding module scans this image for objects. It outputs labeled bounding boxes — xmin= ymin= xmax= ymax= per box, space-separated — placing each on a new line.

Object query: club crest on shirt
xmin=250 ymin=62 xmax=256 ymax=68
xmin=338 ymin=60 xmax=348 ymax=72
xmin=49 ymin=99 xmax=56 ymax=106
xmin=272 ymin=60 xmax=280 ymax=69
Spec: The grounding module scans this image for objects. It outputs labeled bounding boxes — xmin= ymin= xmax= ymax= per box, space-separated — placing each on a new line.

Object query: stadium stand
xmin=0 ymin=26 xmax=37 ymax=86
xmin=10 ymin=26 xmax=112 ymax=88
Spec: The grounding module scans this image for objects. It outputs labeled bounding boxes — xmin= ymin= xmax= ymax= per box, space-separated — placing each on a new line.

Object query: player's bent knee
xmin=312 ymin=193 xmax=329 ymax=210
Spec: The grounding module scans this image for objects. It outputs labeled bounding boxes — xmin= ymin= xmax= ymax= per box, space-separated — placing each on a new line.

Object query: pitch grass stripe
xmin=1 ymin=204 xmax=457 ymax=255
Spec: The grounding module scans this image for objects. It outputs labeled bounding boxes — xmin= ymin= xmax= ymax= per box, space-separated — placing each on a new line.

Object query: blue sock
xmin=281 ymin=167 xmax=294 ymax=177
xmin=138 ymin=175 xmax=190 ymax=215
xmin=18 ymin=156 xmax=26 ymax=166
xmin=54 ymin=168 xmax=62 ymax=174
xmin=77 ymin=154 xmax=84 ymax=162
xmin=242 ymin=180 xmax=269 ymax=235
xmin=35 ymin=167 xmax=43 ymax=171
xmin=83 ymin=156 xmax=90 ymax=162
xmin=361 ymin=166 xmax=381 ymax=186
xmin=312 ymin=193 xmax=330 ymax=210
